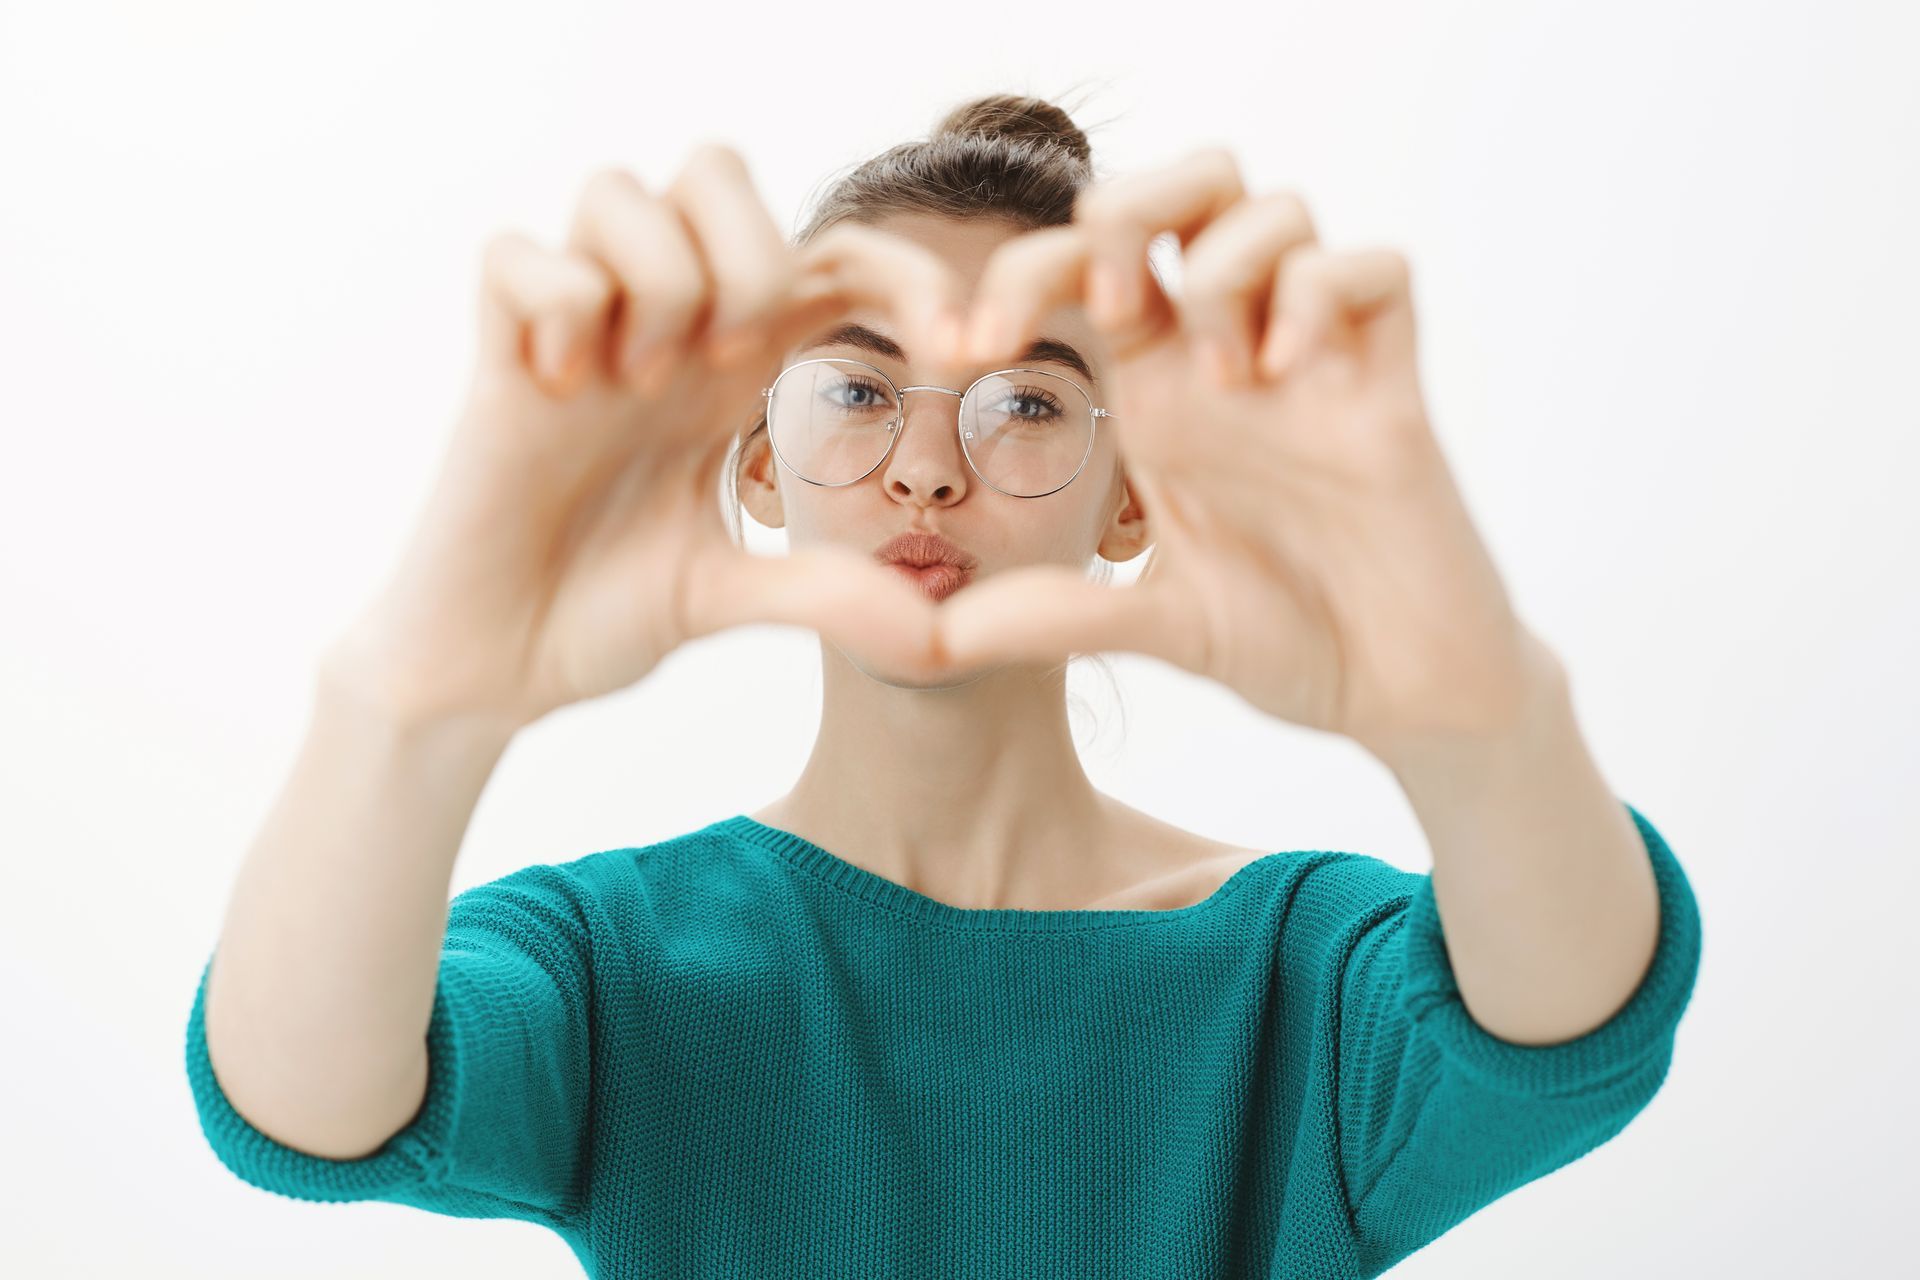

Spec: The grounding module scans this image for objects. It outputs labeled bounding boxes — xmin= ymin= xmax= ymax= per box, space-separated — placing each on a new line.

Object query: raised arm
xmin=186 ymin=145 xmax=970 ymax=1220
xmin=200 ymin=658 xmax=517 ymax=1161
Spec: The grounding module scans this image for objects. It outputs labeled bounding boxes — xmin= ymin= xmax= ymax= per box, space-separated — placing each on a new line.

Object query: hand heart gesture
xmin=327 ymin=146 xmax=974 ymax=729
xmin=935 ymin=148 xmax=1554 ymax=759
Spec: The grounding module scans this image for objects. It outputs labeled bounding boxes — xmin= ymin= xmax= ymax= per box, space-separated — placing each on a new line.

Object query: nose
xmin=879 ymin=387 xmax=969 ymax=506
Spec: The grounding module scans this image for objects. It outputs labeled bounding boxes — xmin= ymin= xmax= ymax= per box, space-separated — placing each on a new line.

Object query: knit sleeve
xmin=1321 ymin=801 xmax=1702 ymax=1271
xmin=184 ymin=861 xmax=597 ymax=1229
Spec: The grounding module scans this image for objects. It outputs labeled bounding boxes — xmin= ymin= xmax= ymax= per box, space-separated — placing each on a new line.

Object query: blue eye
xmin=991 ymin=386 xmax=1066 ymax=421
xmin=819 ymin=376 xmax=894 ymax=413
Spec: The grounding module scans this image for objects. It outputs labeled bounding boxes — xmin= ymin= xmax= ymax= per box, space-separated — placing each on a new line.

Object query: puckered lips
xmin=874 ymin=529 xmax=978 ymax=603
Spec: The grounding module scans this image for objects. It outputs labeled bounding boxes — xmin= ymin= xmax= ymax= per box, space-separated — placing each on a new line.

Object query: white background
xmin=2 ymin=1 xmax=1914 ymax=1275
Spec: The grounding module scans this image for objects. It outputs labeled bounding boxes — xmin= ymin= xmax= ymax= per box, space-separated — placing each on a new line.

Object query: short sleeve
xmin=184 ymin=861 xmax=597 ymax=1229
xmin=1325 ymin=801 xmax=1703 ymax=1270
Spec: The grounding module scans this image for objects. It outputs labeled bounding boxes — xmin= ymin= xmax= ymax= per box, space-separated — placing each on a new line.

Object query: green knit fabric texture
xmin=185 ymin=799 xmax=1702 ymax=1278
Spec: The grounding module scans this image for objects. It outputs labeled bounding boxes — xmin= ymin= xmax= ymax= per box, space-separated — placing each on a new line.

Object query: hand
xmin=325 ymin=146 xmax=969 ymax=730
xmin=936 ymin=148 xmax=1555 ymax=759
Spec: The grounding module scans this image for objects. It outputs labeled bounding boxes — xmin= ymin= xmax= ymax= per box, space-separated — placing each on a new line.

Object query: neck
xmin=755 ymin=640 xmax=1123 ymax=910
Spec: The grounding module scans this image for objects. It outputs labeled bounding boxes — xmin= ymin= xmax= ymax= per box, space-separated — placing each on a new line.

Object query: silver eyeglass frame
xmin=760 ymin=356 xmax=1115 ymax=500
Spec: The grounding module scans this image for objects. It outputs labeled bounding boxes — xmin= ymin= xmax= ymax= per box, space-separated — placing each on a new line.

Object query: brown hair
xmin=723 ymin=89 xmax=1133 ymax=748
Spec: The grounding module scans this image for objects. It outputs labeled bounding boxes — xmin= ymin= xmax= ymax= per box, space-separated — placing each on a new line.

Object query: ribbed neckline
xmin=716 ymin=813 xmax=1287 ymax=932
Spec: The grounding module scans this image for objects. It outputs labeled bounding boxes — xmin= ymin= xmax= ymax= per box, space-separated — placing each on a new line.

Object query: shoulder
xmin=448 ymin=817 xmax=752 ymax=935
xmin=1085 ymin=798 xmax=1289 ymax=911
xmin=1102 ymin=797 xmax=1426 ymax=920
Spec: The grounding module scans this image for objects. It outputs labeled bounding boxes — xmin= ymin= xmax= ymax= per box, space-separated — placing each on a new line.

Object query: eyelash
xmin=830 ymin=376 xmax=1066 ymax=417
xmin=998 ymin=386 xmax=1065 ymax=416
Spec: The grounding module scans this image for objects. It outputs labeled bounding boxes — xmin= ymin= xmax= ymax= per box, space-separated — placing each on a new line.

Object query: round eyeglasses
xmin=760 ymin=357 xmax=1116 ymax=499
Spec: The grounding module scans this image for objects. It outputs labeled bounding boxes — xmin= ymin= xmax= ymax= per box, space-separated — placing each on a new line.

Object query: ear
xmin=1095 ymin=462 xmax=1152 ymax=563
xmin=736 ymin=425 xmax=786 ymax=530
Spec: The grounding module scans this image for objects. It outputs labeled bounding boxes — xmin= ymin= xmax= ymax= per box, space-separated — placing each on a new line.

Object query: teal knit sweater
xmin=185 ymin=800 xmax=1701 ymax=1278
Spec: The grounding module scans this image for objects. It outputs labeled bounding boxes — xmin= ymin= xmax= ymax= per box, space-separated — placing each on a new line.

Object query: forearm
xmin=1372 ymin=634 xmax=1661 ymax=1047
xmin=202 ymin=652 xmax=520 ymax=1158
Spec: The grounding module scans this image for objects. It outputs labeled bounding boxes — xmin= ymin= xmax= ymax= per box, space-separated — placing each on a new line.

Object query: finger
xmin=961 ymin=225 xmax=1094 ymax=366
xmin=660 ymin=143 xmax=799 ymax=369
xmin=566 ymin=167 xmax=709 ymax=395
xmin=1258 ymin=245 xmax=1416 ymax=379
xmin=760 ymin=223 xmax=970 ymax=378
xmin=1177 ymin=192 xmax=1318 ymax=389
xmin=1074 ymin=147 xmax=1248 ymax=333
xmin=679 ymin=541 xmax=946 ymax=676
xmin=477 ymin=230 xmax=619 ymax=398
xmin=935 ymin=563 xmax=1197 ymax=671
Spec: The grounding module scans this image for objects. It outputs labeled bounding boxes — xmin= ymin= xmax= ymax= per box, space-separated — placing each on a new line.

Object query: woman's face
xmin=738 ymin=211 xmax=1151 ymax=685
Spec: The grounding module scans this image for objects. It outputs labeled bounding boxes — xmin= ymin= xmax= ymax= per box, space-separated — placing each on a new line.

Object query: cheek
xmin=778 ymin=491 xmax=830 ymax=544
xmin=780 ymin=487 xmax=891 ymax=552
xmin=1007 ymin=501 xmax=1108 ymax=567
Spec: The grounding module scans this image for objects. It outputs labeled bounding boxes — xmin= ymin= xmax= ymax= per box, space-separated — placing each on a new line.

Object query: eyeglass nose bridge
xmin=815 ymin=383 xmax=969 ymax=468
xmin=890 ymin=383 xmax=969 ymax=442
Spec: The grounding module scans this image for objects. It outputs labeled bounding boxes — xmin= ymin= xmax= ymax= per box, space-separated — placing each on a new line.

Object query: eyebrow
xmin=799 ymin=322 xmax=1097 ymax=384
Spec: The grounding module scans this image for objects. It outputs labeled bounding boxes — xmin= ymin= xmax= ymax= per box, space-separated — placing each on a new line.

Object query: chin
xmin=838 ymin=644 xmax=1004 ymax=692
xmin=864 ymin=657 xmax=1000 ymax=692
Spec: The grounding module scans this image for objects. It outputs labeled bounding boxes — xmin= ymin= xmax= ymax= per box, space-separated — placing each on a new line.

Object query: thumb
xmin=936 ymin=563 xmax=1192 ymax=670
xmin=680 ymin=542 xmax=946 ymax=676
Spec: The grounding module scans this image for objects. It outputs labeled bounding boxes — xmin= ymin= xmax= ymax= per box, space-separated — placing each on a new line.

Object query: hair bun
xmin=932 ymin=93 xmax=1092 ymax=168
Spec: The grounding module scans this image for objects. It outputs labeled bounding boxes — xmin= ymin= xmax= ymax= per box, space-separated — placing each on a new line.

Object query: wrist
xmin=1364 ymin=629 xmax=1573 ymax=785
xmin=316 ymin=632 xmax=532 ymax=748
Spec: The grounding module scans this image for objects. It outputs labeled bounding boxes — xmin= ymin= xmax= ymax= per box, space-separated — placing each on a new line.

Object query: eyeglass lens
xmin=767 ymin=359 xmax=1094 ymax=497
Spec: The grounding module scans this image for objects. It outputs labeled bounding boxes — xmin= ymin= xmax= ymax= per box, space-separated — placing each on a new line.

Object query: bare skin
xmin=201 ymin=151 xmax=1009 ymax=1161
xmin=749 ymin=790 xmax=1269 ymax=913
xmin=201 ymin=150 xmax=1279 ymax=1168
xmin=738 ymin=211 xmax=1268 ymax=913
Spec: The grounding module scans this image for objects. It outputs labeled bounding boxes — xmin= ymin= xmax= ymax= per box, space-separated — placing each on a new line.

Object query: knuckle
xmin=1181 ymin=237 xmax=1250 ymax=301
xmin=480 ymin=230 xmax=532 ymax=284
xmin=1276 ymin=244 xmax=1325 ymax=299
xmin=660 ymin=252 xmax=713 ymax=304
xmin=479 ymin=233 xmax=616 ymax=326
xmin=579 ymin=165 xmax=642 ymax=213
xmin=895 ymin=238 xmax=945 ymax=280
xmin=1282 ymin=239 xmax=1326 ymax=272
xmin=820 ymin=221 xmax=870 ymax=251
xmin=1193 ymin=144 xmax=1241 ymax=179
xmin=739 ymin=262 xmax=801 ymax=322
xmin=547 ymin=252 xmax=615 ymax=316
xmin=799 ymin=221 xmax=863 ymax=268
xmin=1261 ymin=190 xmax=1316 ymax=235
xmin=1180 ymin=256 xmax=1232 ymax=302
xmin=807 ymin=222 xmax=850 ymax=250
xmin=974 ymin=228 xmax=1069 ymax=305
xmin=570 ymin=170 xmax=648 ymax=255
xmin=637 ymin=272 xmax=710 ymax=338
xmin=680 ymin=140 xmax=749 ymax=183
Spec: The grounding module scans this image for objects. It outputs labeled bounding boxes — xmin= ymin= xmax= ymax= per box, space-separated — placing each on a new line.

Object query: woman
xmin=186 ymin=94 xmax=1703 ymax=1278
